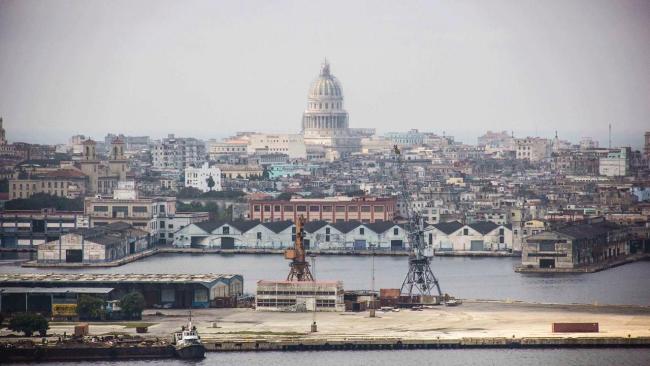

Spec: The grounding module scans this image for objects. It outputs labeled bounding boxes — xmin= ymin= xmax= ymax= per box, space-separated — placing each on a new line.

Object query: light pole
xmin=370 ymin=244 xmax=376 ymax=318
xmin=310 ymin=254 xmax=317 ymax=332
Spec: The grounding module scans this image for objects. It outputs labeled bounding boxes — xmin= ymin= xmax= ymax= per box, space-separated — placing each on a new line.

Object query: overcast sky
xmin=0 ymin=0 xmax=648 ymax=148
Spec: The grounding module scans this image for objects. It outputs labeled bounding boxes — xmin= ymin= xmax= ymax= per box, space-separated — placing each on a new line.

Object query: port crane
xmin=285 ymin=215 xmax=314 ymax=281
xmin=393 ymin=145 xmax=442 ymax=299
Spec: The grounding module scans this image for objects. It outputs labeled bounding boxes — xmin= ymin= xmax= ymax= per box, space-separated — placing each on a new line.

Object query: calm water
xmin=18 ymin=349 xmax=650 ymax=366
xmin=2 ymin=253 xmax=650 ymax=305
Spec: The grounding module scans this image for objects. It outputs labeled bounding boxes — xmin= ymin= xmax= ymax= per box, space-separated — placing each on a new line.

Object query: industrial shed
xmin=37 ymin=221 xmax=150 ymax=263
xmin=0 ymin=273 xmax=243 ymax=309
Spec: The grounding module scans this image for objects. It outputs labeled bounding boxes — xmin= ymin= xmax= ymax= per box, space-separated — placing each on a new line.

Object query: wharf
xmin=2 ymin=300 xmax=650 ymax=359
xmin=515 ymin=253 xmax=650 ymax=273
xmin=21 ymin=248 xmax=159 ymax=268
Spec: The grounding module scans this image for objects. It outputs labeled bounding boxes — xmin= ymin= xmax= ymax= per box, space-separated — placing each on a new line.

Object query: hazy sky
xmin=1 ymin=0 xmax=649 ymax=148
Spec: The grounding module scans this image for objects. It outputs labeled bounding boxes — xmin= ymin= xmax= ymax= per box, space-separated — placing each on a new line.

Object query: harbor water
xmin=15 ymin=349 xmax=650 ymax=366
xmin=2 ymin=253 xmax=650 ymax=305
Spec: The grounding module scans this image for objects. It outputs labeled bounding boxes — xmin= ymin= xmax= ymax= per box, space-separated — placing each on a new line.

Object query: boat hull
xmin=175 ymin=344 xmax=206 ymax=359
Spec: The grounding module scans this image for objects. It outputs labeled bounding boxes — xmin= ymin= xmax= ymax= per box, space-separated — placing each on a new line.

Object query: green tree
xmin=8 ymin=313 xmax=49 ymax=337
xmin=77 ymin=295 xmax=105 ymax=320
xmin=206 ymin=175 xmax=215 ymax=191
xmin=4 ymin=193 xmax=83 ymax=211
xmin=119 ymin=292 xmax=145 ymax=320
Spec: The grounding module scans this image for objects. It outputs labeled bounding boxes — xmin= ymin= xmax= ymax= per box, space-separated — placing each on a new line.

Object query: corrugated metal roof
xmin=0 ymin=287 xmax=114 ymax=294
xmin=0 ymin=273 xmax=241 ymax=286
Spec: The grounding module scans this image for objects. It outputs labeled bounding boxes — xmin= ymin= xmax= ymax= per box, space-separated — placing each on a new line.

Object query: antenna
xmin=609 ymin=124 xmax=612 ymax=149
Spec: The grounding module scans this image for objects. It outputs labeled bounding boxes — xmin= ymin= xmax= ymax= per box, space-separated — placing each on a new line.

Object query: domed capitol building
xmin=301 ymin=60 xmax=370 ymax=159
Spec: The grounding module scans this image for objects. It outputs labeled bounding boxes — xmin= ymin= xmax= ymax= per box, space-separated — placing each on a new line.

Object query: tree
xmin=8 ymin=313 xmax=49 ymax=337
xmin=206 ymin=175 xmax=215 ymax=191
xmin=77 ymin=295 xmax=105 ymax=320
xmin=119 ymin=292 xmax=145 ymax=320
xmin=4 ymin=193 xmax=83 ymax=211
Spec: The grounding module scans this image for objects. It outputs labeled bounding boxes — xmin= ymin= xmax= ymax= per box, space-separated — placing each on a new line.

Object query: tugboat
xmin=172 ymin=312 xmax=206 ymax=359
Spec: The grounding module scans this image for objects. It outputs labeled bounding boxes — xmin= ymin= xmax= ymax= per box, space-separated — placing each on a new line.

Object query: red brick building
xmin=249 ymin=196 xmax=396 ymax=223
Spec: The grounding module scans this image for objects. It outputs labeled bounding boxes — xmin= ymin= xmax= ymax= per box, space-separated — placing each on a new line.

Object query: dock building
xmin=36 ymin=221 xmax=150 ymax=264
xmin=255 ymin=280 xmax=345 ymax=312
xmin=0 ymin=273 xmax=243 ymax=312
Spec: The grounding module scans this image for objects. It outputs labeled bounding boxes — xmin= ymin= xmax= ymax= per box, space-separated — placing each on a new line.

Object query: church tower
xmin=78 ymin=139 xmax=99 ymax=194
xmin=108 ymin=137 xmax=128 ymax=180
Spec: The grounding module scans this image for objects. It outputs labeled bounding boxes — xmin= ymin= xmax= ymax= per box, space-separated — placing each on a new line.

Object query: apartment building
xmin=515 ymin=137 xmax=551 ymax=162
xmin=152 ymin=134 xmax=206 ymax=170
xmin=184 ymin=162 xmax=222 ymax=192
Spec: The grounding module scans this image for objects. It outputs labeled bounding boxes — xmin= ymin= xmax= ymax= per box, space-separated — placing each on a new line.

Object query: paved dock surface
xmin=14 ymin=300 xmax=648 ymax=343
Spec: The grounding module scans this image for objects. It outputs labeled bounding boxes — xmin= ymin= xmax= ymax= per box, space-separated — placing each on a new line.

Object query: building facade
xmin=37 ymin=222 xmax=150 ymax=264
xmin=521 ymin=218 xmax=629 ymax=269
xmin=249 ymin=196 xmax=397 ymax=223
xmin=152 ymin=134 xmax=206 ymax=170
xmin=256 ymin=280 xmax=345 ymax=312
xmin=515 ymin=137 xmax=551 ymax=162
xmin=184 ymin=162 xmax=222 ymax=192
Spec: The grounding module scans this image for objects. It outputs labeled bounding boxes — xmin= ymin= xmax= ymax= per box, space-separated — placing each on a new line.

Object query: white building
xmin=425 ymin=221 xmax=513 ymax=252
xmin=256 ymin=280 xmax=345 ymax=312
xmin=247 ymin=133 xmax=307 ymax=159
xmin=173 ymin=220 xmax=409 ymax=251
xmin=515 ymin=137 xmax=551 ymax=162
xmin=185 ymin=162 xmax=222 ymax=192
xmin=301 ymin=60 xmax=361 ymax=158
xmin=599 ymin=147 xmax=631 ymax=177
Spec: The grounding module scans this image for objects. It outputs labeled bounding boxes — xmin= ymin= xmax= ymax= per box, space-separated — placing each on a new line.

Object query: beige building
xmin=515 ymin=137 xmax=551 ymax=162
xmin=247 ymin=133 xmax=307 ymax=159
xmin=77 ymin=138 xmax=128 ymax=195
xmin=9 ymin=169 xmax=88 ymax=199
xmin=217 ymin=164 xmax=264 ymax=179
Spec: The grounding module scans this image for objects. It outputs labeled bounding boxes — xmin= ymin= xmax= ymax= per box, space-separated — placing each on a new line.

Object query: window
xmin=274 ymin=205 xmax=281 ymax=212
xmin=264 ymin=205 xmax=271 ymax=212
xmin=499 ymin=228 xmax=504 ymax=235
xmin=325 ymin=228 xmax=330 ymax=234
xmin=222 ymin=226 xmax=230 ymax=235
xmin=374 ymin=206 xmax=384 ymax=213
xmin=254 ymin=205 xmax=261 ymax=212
xmin=335 ymin=205 xmax=346 ymax=212
xmin=159 ymin=205 xmax=166 ymax=213
xmin=463 ymin=228 xmax=469 ymax=236
xmin=348 ymin=206 xmax=358 ymax=212
xmin=296 ymin=205 xmax=306 ymax=212
xmin=393 ymin=228 xmax=399 ymax=235
xmin=360 ymin=206 xmax=371 ymax=212
xmin=133 ymin=206 xmax=148 ymax=213
xmin=359 ymin=228 xmax=365 ymax=235
xmin=309 ymin=205 xmax=320 ymax=212
xmin=322 ymin=205 xmax=332 ymax=212
xmin=257 ymin=232 xmax=262 ymax=240
xmin=539 ymin=242 xmax=555 ymax=252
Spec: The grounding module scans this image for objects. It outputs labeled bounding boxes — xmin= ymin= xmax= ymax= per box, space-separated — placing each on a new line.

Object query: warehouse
xmin=0 ymin=273 xmax=243 ymax=309
xmin=255 ymin=280 xmax=345 ymax=312
xmin=0 ymin=287 xmax=114 ymax=316
xmin=37 ymin=221 xmax=150 ymax=263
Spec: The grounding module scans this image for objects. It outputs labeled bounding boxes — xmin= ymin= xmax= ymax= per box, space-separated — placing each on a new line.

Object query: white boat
xmin=172 ymin=315 xmax=205 ymax=359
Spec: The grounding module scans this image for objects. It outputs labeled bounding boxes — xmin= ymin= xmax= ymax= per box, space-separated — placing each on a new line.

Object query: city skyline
xmin=1 ymin=0 xmax=649 ymax=148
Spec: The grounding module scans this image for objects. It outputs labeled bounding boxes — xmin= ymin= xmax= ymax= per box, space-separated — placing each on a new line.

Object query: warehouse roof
xmin=0 ymin=287 xmax=114 ymax=294
xmin=0 ymin=273 xmax=242 ymax=288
